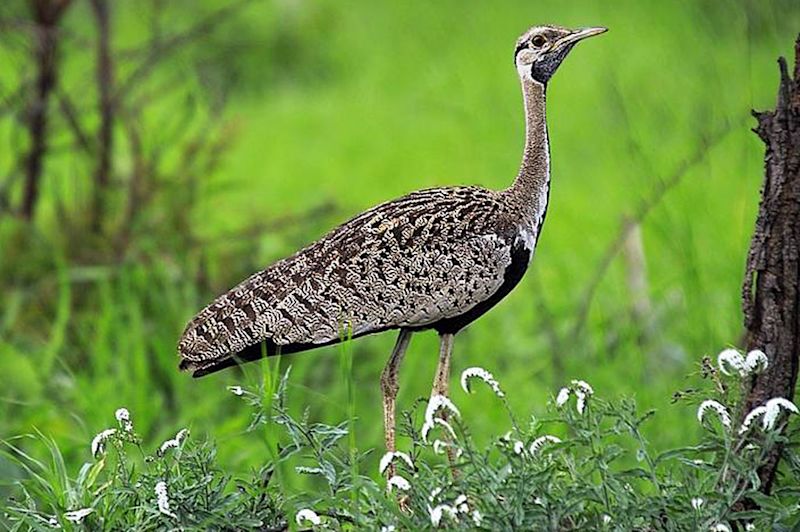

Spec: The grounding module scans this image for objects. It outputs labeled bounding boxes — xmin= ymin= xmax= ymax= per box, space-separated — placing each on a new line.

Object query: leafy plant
xmin=3 ymin=349 xmax=800 ymax=531
xmin=2 ymin=412 xmax=285 ymax=530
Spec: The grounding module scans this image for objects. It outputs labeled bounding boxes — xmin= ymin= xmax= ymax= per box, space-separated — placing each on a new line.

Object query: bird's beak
xmin=553 ymin=26 xmax=608 ymax=50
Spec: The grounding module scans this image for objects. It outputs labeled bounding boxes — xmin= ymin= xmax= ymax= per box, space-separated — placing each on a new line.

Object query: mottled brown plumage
xmin=178 ymin=24 xmax=606 ymax=460
xmin=180 ymin=186 xmax=524 ymax=374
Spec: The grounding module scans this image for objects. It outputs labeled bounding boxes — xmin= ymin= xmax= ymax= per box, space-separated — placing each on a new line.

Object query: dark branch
xmin=20 ymin=0 xmax=73 ymax=220
xmin=569 ymin=121 xmax=742 ymax=339
xmin=56 ymin=90 xmax=93 ymax=154
xmin=114 ymin=0 xmax=254 ymax=102
xmin=89 ymin=0 xmax=114 ymax=232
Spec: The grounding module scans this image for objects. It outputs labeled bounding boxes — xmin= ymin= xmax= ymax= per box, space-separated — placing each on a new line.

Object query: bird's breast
xmin=516 ymin=225 xmax=539 ymax=259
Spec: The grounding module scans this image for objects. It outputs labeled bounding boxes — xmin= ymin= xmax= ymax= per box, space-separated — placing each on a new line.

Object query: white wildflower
xmin=380 ymin=526 xmax=396 ymax=532
xmin=697 ymin=400 xmax=732 ymax=428
xmin=64 ymin=508 xmax=93 ymax=523
xmin=602 ymin=514 xmax=612 ymax=525
xmin=534 ymin=497 xmax=544 ymax=506
xmin=426 ymin=395 xmax=461 ymax=423
xmin=556 ymin=387 xmax=570 ymax=407
xmin=387 ymin=475 xmax=410 ymax=491
xmin=433 ymin=439 xmax=448 ymax=455
xmin=454 ymin=494 xmax=468 ymax=513
xmin=529 ymin=435 xmax=561 ymax=455
xmin=421 ymin=394 xmax=459 ymax=443
xmin=295 ymin=466 xmax=324 ymax=475
xmin=428 ymin=504 xmax=457 ymax=527
xmin=115 ymin=408 xmax=132 ymax=432
xmin=227 ymin=385 xmax=244 ymax=396
xmin=158 ymin=440 xmax=179 ymax=454
xmin=718 ymin=347 xmax=769 ymax=377
xmin=763 ymin=397 xmax=799 ymax=430
xmin=472 ymin=509 xmax=482 ymax=526
xmin=691 ymin=497 xmax=704 ymax=510
xmin=154 ymin=480 xmax=176 ymax=518
xmin=717 ymin=348 xmax=746 ymax=376
xmin=571 ymin=379 xmax=594 ymax=395
xmin=422 ymin=417 xmax=457 ymax=444
xmin=428 ymin=505 xmax=443 ymax=527
xmin=513 ymin=440 xmax=525 ymax=455
xmin=745 ymin=524 xmax=756 ymax=531
xmin=575 ymin=390 xmax=587 ymax=415
xmin=740 ymin=397 xmax=799 ymax=433
xmin=90 ymin=428 xmax=116 ymax=458
xmin=435 ymin=418 xmax=457 ymax=439
xmin=744 ymin=349 xmax=768 ymax=374
xmin=739 ymin=406 xmax=768 ymax=434
xmin=429 ymin=486 xmax=442 ymax=502
xmin=460 ymin=367 xmax=505 ymax=397
xmin=379 ymin=452 xmax=394 ymax=474
xmin=379 ymin=451 xmax=414 ymax=474
xmin=295 ymin=508 xmax=321 ymax=526
xmin=711 ymin=524 xmax=731 ymax=532
xmin=421 ymin=419 xmax=434 ymax=442
xmin=556 ymin=380 xmax=593 ymax=415
xmin=159 ymin=428 xmax=190 ymax=455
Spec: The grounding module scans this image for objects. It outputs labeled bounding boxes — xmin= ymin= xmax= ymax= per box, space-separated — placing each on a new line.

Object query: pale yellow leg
xmin=432 ymin=333 xmax=454 ymax=397
xmin=380 ymin=329 xmax=412 ymax=476
xmin=432 ymin=333 xmax=458 ymax=469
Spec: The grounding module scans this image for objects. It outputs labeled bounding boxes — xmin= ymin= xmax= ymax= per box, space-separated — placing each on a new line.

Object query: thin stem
xmin=260 ymin=345 xmax=284 ymax=490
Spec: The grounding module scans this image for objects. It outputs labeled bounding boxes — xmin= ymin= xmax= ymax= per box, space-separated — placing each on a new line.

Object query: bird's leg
xmin=432 ymin=333 xmax=454 ymax=397
xmin=431 ymin=333 xmax=458 ymax=469
xmin=380 ymin=329 xmax=412 ymax=477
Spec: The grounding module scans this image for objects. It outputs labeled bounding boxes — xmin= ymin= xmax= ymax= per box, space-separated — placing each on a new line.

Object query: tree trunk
xmin=89 ymin=0 xmax=114 ymax=232
xmin=20 ymin=0 xmax=72 ymax=220
xmin=741 ymin=34 xmax=800 ymax=494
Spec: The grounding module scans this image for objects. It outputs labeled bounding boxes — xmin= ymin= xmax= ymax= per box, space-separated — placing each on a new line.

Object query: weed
xmin=4 ymin=348 xmax=800 ymax=530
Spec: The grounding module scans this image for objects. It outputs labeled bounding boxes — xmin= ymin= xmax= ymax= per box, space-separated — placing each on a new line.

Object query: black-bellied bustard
xmin=178 ymin=24 xmax=606 ymax=463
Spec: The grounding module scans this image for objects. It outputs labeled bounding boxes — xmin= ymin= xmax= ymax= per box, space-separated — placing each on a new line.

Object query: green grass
xmin=5 ymin=364 xmax=800 ymax=530
xmin=2 ymin=0 xmax=800 ymax=513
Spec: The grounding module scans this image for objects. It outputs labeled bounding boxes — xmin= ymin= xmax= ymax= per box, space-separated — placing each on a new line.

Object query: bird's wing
xmin=178 ymin=186 xmax=518 ymax=372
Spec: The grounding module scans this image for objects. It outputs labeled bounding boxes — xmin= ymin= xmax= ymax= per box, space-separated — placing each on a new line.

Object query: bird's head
xmin=514 ymin=25 xmax=607 ymax=85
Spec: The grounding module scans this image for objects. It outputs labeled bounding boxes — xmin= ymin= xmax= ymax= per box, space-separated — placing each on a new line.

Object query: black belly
xmin=428 ymin=239 xmax=531 ymax=335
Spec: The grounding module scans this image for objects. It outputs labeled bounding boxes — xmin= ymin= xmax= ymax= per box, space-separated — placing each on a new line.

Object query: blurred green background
xmin=1 ymin=0 xmax=799 ymax=495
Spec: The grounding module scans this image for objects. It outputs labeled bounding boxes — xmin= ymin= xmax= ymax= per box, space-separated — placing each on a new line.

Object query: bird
xmin=178 ymin=24 xmax=606 ymax=463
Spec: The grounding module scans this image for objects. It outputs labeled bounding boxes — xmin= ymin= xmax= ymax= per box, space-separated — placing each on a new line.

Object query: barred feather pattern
xmin=178 ymin=186 xmax=538 ymax=373
xmin=177 ymin=24 xmax=579 ymax=376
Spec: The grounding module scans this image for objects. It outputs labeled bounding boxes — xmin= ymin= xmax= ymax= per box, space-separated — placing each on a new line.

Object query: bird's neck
xmin=508 ymin=76 xmax=550 ymax=223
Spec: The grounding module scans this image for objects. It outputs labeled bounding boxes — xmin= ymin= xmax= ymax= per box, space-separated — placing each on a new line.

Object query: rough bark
xmin=20 ymin=0 xmax=72 ymax=220
xmin=741 ymin=35 xmax=800 ymax=494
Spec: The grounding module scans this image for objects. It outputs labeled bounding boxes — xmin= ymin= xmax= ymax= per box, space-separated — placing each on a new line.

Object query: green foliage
xmin=2 ymin=1 xmax=800 ymax=528
xmin=3 ymin=421 xmax=285 ymax=530
xmin=5 ymin=361 xmax=799 ymax=530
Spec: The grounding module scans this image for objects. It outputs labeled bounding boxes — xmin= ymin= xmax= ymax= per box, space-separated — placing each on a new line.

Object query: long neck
xmin=508 ymin=75 xmax=550 ymax=220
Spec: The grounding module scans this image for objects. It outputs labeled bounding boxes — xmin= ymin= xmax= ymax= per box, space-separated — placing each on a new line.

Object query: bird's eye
xmin=531 ymin=35 xmax=547 ymax=48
